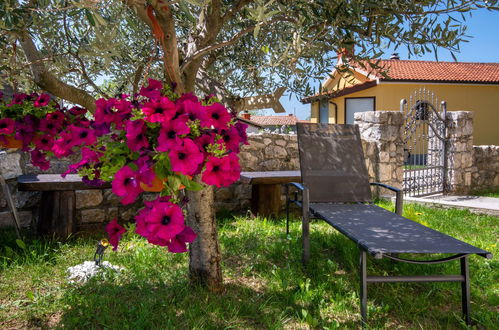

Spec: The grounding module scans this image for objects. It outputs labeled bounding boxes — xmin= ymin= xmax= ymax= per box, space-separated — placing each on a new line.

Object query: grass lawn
xmin=1 ymin=202 xmax=497 ymax=329
xmin=471 ymin=190 xmax=499 ymax=198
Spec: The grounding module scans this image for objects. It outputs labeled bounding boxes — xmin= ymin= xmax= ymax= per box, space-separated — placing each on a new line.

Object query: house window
xmin=414 ymin=100 xmax=430 ymax=120
xmin=319 ymin=100 xmax=329 ymax=123
xmin=345 ymin=97 xmax=375 ymax=124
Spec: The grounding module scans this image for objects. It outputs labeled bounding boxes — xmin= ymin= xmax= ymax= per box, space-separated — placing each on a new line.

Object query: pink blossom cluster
xmin=0 ymin=92 xmax=90 ymax=170
xmin=1 ymin=81 xmax=248 ymax=254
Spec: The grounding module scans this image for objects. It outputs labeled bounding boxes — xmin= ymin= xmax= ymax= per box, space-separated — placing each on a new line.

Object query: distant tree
xmin=1 ymin=0 xmax=497 ymax=292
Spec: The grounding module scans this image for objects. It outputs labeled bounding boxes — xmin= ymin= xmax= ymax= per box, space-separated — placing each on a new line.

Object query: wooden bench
xmin=17 ymin=174 xmax=110 ymax=238
xmin=240 ymin=171 xmax=300 ymax=217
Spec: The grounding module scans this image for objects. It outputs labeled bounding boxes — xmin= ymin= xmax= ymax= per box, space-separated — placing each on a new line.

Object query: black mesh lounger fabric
xmin=310 ymin=203 xmax=490 ymax=258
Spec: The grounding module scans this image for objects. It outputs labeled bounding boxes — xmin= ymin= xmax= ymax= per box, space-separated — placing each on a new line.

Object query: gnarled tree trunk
xmin=185 ymin=178 xmax=223 ymax=292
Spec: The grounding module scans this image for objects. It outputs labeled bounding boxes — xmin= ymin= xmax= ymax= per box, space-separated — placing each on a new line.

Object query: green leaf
xmin=186 ymin=180 xmax=203 ymax=191
xmin=85 ymin=9 xmax=95 ymax=26
xmin=167 ymin=175 xmax=181 ymax=190
xmin=15 ymin=239 xmax=26 ymax=250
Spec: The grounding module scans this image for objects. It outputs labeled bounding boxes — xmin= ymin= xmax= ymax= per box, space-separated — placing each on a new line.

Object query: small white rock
xmin=67 ymin=261 xmax=124 ymax=284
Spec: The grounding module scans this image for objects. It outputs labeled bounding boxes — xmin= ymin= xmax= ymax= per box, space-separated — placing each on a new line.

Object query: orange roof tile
xmin=368 ymin=60 xmax=499 ymax=83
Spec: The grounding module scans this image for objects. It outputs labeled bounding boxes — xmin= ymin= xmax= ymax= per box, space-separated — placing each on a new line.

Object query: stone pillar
xmin=445 ymin=111 xmax=474 ymax=194
xmin=355 ymin=111 xmax=404 ymax=196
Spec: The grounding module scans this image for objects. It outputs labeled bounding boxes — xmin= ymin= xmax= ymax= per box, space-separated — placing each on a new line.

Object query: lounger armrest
xmin=370 ymin=182 xmax=403 ymax=216
xmin=285 ymin=182 xmax=305 ymax=191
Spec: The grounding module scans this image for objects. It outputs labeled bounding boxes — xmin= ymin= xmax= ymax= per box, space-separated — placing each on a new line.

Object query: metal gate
xmin=401 ymin=88 xmax=448 ymax=197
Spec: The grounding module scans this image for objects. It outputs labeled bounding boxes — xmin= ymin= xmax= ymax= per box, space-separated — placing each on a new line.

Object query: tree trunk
xmin=185 ymin=177 xmax=223 ymax=292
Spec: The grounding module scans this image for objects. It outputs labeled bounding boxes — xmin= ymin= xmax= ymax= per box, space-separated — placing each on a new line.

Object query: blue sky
xmin=264 ymin=8 xmax=499 ymax=120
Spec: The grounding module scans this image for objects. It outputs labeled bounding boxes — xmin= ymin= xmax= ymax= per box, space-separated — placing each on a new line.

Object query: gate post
xmin=355 ymin=111 xmax=404 ymax=197
xmin=445 ymin=111 xmax=474 ymax=194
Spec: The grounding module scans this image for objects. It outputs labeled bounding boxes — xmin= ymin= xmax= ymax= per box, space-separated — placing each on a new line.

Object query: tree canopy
xmin=2 ymin=0 xmax=497 ymax=111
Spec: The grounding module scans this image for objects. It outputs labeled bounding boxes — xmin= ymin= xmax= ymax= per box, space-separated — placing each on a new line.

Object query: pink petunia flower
xmin=39 ymin=117 xmax=62 ymax=135
xmin=139 ymin=78 xmax=163 ymax=99
xmin=70 ymin=125 xmax=97 ymax=146
xmin=166 ymin=226 xmax=197 ymax=253
xmin=8 ymin=93 xmax=27 ymax=106
xmin=125 ymin=119 xmax=149 ymax=151
xmin=157 ymin=118 xmax=190 ymax=152
xmin=143 ymin=202 xmax=185 ymax=242
xmin=32 ymin=134 xmax=54 ymax=151
xmin=105 ymin=218 xmax=127 ymax=251
xmin=34 ymin=93 xmax=51 ymax=107
xmin=202 ymin=103 xmax=231 ymax=129
xmin=14 ymin=120 xmax=35 ymax=149
xmin=0 ymin=118 xmax=15 ymax=135
xmin=52 ymin=131 xmax=76 ymax=158
xmin=94 ymin=98 xmax=124 ymax=129
xmin=69 ymin=106 xmax=87 ymax=116
xmin=62 ymin=147 xmax=102 ymax=177
xmin=46 ymin=111 xmax=65 ymax=124
xmin=220 ymin=126 xmax=242 ymax=153
xmin=195 ymin=133 xmax=215 ymax=153
xmin=141 ymin=97 xmax=176 ymax=123
xmin=202 ymin=153 xmax=241 ymax=187
xmin=112 ymin=165 xmax=143 ymax=205
xmin=235 ymin=121 xmax=249 ymax=145
xmin=169 ymin=138 xmax=204 ymax=176
xmin=30 ymin=150 xmax=50 ymax=170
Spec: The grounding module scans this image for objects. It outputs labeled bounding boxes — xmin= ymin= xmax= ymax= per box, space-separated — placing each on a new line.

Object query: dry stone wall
xmin=445 ymin=111 xmax=475 ymax=194
xmin=472 ymin=145 xmax=499 ymax=192
xmin=354 ymin=111 xmax=405 ymax=195
xmin=215 ymin=133 xmax=299 ymax=212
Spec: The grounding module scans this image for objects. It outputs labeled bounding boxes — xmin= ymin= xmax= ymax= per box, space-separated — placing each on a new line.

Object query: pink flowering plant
xmin=0 ymin=92 xmax=89 ymax=170
xmin=3 ymin=81 xmax=247 ymax=254
xmin=47 ymin=79 xmax=247 ymax=253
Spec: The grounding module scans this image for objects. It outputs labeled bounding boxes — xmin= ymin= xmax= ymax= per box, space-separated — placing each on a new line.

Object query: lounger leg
xmin=302 ymin=188 xmax=310 ymax=265
xmin=461 ymin=256 xmax=471 ymax=325
xmin=360 ymin=250 xmax=367 ymax=327
xmin=285 ymin=184 xmax=290 ymax=235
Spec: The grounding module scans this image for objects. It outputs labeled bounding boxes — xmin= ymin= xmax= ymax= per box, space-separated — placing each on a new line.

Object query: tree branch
xmin=16 ymin=31 xmax=96 ymax=112
xmin=180 ymin=16 xmax=292 ymax=73
xmin=221 ymin=0 xmax=254 ymax=24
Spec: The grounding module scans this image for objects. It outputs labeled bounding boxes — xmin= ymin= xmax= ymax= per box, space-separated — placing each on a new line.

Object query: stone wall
xmin=354 ymin=111 xmax=405 ymax=195
xmin=472 ymin=145 xmax=499 ymax=192
xmin=215 ymin=133 xmax=299 ymax=212
xmin=445 ymin=111 xmax=475 ymax=194
xmin=0 ymin=150 xmax=157 ymax=231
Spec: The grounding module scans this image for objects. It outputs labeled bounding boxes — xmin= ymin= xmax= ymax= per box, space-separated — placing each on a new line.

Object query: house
xmin=301 ymin=55 xmax=499 ymax=145
xmin=237 ymin=116 xmax=263 ymax=134
xmin=239 ymin=113 xmax=307 ymax=133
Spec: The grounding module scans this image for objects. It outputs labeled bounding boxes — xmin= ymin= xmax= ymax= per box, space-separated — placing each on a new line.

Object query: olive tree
xmin=1 ymin=0 xmax=496 ymax=292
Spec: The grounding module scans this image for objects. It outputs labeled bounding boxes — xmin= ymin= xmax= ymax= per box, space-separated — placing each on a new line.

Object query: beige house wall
xmin=310 ymin=82 xmax=499 ymax=145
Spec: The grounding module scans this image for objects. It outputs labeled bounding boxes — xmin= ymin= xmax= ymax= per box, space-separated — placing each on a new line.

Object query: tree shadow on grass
xmin=52 ymin=218 xmax=490 ymax=329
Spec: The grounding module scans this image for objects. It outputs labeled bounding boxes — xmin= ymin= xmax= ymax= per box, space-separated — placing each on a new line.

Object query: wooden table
xmin=17 ymin=174 xmax=110 ymax=238
xmin=240 ymin=171 xmax=301 ymax=217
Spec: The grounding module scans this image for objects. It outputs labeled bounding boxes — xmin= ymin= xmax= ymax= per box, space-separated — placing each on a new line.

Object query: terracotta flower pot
xmin=140 ymin=175 xmax=166 ymax=192
xmin=0 ymin=136 xmax=22 ymax=149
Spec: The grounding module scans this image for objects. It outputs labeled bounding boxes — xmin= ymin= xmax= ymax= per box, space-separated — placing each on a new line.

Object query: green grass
xmin=471 ymin=189 xmax=499 ymax=198
xmin=0 ymin=203 xmax=497 ymax=329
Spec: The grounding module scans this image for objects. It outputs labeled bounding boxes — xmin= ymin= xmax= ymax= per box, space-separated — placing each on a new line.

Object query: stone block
xmin=275 ymin=139 xmax=286 ymax=147
xmin=15 ymin=191 xmax=41 ymax=209
xmin=0 ymin=210 xmax=32 ymax=228
xmin=215 ymin=187 xmax=233 ymax=201
xmin=103 ymin=189 xmax=121 ymax=206
xmin=0 ymin=152 xmax=22 ymax=180
xmin=264 ymin=145 xmax=287 ymax=159
xmin=108 ymin=207 xmax=118 ymax=220
xmin=119 ymin=207 xmax=139 ymax=221
xmin=76 ymin=190 xmax=103 ymax=209
xmin=80 ymin=209 xmax=106 ymax=223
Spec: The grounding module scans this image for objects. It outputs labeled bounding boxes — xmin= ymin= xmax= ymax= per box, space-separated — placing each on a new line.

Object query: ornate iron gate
xmin=401 ymin=88 xmax=448 ymax=196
